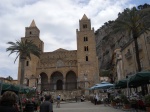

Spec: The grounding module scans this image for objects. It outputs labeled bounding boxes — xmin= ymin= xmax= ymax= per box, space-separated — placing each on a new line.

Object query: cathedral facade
xmin=18 ymin=14 xmax=99 ymax=98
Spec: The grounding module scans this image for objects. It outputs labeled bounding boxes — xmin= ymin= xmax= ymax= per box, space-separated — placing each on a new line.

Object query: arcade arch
xmin=66 ymin=71 xmax=77 ymax=90
xmin=50 ymin=71 xmax=63 ymax=90
xmin=40 ymin=72 xmax=48 ymax=91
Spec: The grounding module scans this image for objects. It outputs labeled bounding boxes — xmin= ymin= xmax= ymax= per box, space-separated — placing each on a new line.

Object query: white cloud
xmin=0 ymin=0 xmax=148 ymax=79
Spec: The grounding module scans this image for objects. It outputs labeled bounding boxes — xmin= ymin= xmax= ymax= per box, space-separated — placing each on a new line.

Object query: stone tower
xmin=18 ymin=20 xmax=44 ymax=87
xmin=76 ymin=14 xmax=99 ymax=87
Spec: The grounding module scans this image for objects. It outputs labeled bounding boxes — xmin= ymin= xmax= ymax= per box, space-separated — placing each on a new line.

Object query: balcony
xmin=125 ymin=51 xmax=132 ymax=59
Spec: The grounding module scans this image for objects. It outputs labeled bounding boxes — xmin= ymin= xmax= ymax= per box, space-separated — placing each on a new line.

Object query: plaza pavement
xmin=53 ymin=101 xmax=124 ymax=112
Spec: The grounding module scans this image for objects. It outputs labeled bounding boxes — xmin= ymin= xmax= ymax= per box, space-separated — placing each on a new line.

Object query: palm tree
xmin=6 ymin=39 xmax=41 ymax=85
xmin=113 ymin=7 xmax=150 ymax=72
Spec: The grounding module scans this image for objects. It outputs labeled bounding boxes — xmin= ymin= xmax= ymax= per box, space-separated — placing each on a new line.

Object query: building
xmin=18 ymin=14 xmax=99 ymax=98
xmin=0 ymin=77 xmax=18 ymax=85
xmin=95 ymin=7 xmax=150 ymax=82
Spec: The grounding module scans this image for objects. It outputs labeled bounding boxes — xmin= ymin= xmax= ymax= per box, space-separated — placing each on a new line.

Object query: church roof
xmin=81 ymin=14 xmax=88 ymax=20
xmin=54 ymin=48 xmax=68 ymax=52
xmin=30 ymin=20 xmax=36 ymax=27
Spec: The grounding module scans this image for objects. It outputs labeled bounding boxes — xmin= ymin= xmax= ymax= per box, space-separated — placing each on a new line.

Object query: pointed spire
xmin=81 ymin=14 xmax=88 ymax=20
xmin=30 ymin=20 xmax=36 ymax=27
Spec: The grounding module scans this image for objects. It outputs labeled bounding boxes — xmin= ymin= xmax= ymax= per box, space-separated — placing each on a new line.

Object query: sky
xmin=0 ymin=0 xmax=149 ymax=80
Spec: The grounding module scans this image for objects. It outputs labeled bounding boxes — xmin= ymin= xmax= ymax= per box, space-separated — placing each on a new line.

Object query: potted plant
xmin=120 ymin=94 xmax=130 ymax=110
xmin=110 ymin=95 xmax=116 ymax=107
xmin=144 ymin=94 xmax=150 ymax=112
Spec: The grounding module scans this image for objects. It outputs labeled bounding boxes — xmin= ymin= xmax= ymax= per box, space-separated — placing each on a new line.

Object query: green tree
xmin=113 ymin=7 xmax=150 ymax=72
xmin=6 ymin=39 xmax=41 ymax=85
xmin=6 ymin=76 xmax=13 ymax=80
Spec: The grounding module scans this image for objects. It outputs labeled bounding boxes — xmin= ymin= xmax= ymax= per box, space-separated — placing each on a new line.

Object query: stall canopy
xmin=115 ymin=71 xmax=150 ymax=88
xmin=129 ymin=71 xmax=150 ymax=87
xmin=89 ymin=81 xmax=114 ymax=90
xmin=115 ymin=78 xmax=128 ymax=88
xmin=0 ymin=81 xmax=34 ymax=94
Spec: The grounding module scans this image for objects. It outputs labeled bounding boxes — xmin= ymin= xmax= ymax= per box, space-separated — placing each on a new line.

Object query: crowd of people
xmin=0 ymin=91 xmax=54 ymax=112
xmin=0 ymin=90 xmax=111 ymax=112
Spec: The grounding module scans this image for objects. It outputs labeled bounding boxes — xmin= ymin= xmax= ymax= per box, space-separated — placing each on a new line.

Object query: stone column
xmin=63 ymin=78 xmax=66 ymax=90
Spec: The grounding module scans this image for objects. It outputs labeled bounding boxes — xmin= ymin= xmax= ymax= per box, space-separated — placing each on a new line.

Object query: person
xmin=24 ymin=100 xmax=35 ymax=112
xmin=80 ymin=95 xmax=85 ymax=102
xmin=40 ymin=95 xmax=53 ymax=112
xmin=56 ymin=94 xmax=61 ymax=108
xmin=0 ymin=91 xmax=18 ymax=112
xmin=94 ymin=94 xmax=98 ymax=105
xmin=75 ymin=96 xmax=78 ymax=102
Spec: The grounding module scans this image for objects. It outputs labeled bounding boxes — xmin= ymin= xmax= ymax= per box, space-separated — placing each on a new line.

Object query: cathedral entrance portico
xmin=56 ymin=79 xmax=63 ymax=90
xmin=40 ymin=72 xmax=48 ymax=91
xmin=50 ymin=71 xmax=64 ymax=90
xmin=66 ymin=71 xmax=77 ymax=90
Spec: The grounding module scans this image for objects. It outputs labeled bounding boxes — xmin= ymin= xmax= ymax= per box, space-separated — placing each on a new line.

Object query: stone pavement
xmin=53 ymin=101 xmax=124 ymax=112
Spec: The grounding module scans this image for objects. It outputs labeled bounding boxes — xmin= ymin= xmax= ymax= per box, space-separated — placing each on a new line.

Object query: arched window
xmin=26 ymin=61 xmax=29 ymax=66
xmin=84 ymin=46 xmax=88 ymax=51
xmin=84 ymin=46 xmax=86 ymax=51
xmin=86 ymin=46 xmax=88 ymax=51
xmin=86 ymin=37 xmax=88 ymax=41
xmin=83 ymin=24 xmax=87 ymax=28
xmin=86 ymin=56 xmax=88 ymax=61
xmin=84 ymin=37 xmax=88 ymax=41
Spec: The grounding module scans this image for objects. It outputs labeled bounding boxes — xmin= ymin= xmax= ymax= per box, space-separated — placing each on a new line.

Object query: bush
xmin=144 ymin=94 xmax=150 ymax=107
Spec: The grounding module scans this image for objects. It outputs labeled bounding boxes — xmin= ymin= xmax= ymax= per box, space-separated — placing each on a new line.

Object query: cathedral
xmin=18 ymin=14 xmax=99 ymax=98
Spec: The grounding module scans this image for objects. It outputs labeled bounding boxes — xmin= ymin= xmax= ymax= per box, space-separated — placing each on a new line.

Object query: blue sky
xmin=0 ymin=0 xmax=149 ymax=80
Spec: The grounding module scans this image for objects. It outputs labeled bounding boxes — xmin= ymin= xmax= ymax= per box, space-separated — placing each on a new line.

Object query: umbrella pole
xmin=0 ymin=80 xmax=3 ymax=95
xmin=19 ymin=86 xmax=23 ymax=112
xmin=127 ymin=79 xmax=129 ymax=97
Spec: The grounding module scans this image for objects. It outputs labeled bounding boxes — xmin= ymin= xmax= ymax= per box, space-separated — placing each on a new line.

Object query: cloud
xmin=0 ymin=0 xmax=148 ymax=79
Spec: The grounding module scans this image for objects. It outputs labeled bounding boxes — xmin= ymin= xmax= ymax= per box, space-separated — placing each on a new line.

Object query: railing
xmin=40 ymin=81 xmax=86 ymax=91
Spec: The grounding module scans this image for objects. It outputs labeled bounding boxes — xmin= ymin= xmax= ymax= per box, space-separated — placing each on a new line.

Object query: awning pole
xmin=0 ymin=80 xmax=3 ymax=95
xmin=127 ymin=79 xmax=129 ymax=97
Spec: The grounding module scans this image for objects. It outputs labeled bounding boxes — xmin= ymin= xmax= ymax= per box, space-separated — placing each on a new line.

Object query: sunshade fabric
xmin=129 ymin=71 xmax=150 ymax=87
xmin=0 ymin=82 xmax=34 ymax=94
xmin=115 ymin=71 xmax=150 ymax=88
xmin=89 ymin=81 xmax=114 ymax=90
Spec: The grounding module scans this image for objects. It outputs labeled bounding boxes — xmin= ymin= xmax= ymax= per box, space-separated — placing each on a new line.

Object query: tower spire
xmin=30 ymin=20 xmax=36 ymax=27
xmin=81 ymin=14 xmax=88 ymax=20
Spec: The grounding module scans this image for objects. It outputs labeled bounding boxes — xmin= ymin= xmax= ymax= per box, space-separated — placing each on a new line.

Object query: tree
xmin=112 ymin=7 xmax=150 ymax=72
xmin=6 ymin=76 xmax=13 ymax=81
xmin=6 ymin=39 xmax=41 ymax=85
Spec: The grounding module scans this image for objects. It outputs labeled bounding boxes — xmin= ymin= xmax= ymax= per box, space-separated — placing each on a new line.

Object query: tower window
xmin=86 ymin=56 xmax=88 ymax=61
xmin=84 ymin=37 xmax=88 ymax=41
xmin=84 ymin=46 xmax=89 ymax=51
xmin=26 ymin=61 xmax=29 ymax=66
xmin=86 ymin=37 xmax=88 ymax=41
xmin=30 ymin=31 xmax=32 ymax=34
xmin=83 ymin=24 xmax=87 ymax=28
xmin=87 ymin=46 xmax=88 ymax=51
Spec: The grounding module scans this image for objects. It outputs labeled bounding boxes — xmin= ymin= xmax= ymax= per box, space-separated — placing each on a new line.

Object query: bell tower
xmin=76 ymin=14 xmax=99 ymax=88
xmin=18 ymin=20 xmax=44 ymax=86
xmin=25 ymin=20 xmax=40 ymax=38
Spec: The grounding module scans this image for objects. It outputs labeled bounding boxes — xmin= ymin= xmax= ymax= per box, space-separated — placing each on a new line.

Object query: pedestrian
xmin=75 ymin=96 xmax=77 ymax=102
xmin=0 ymin=91 xmax=18 ymax=112
xmin=24 ymin=100 xmax=35 ymax=112
xmin=56 ymin=94 xmax=61 ymax=108
xmin=94 ymin=93 xmax=98 ymax=105
xmin=40 ymin=95 xmax=53 ymax=112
